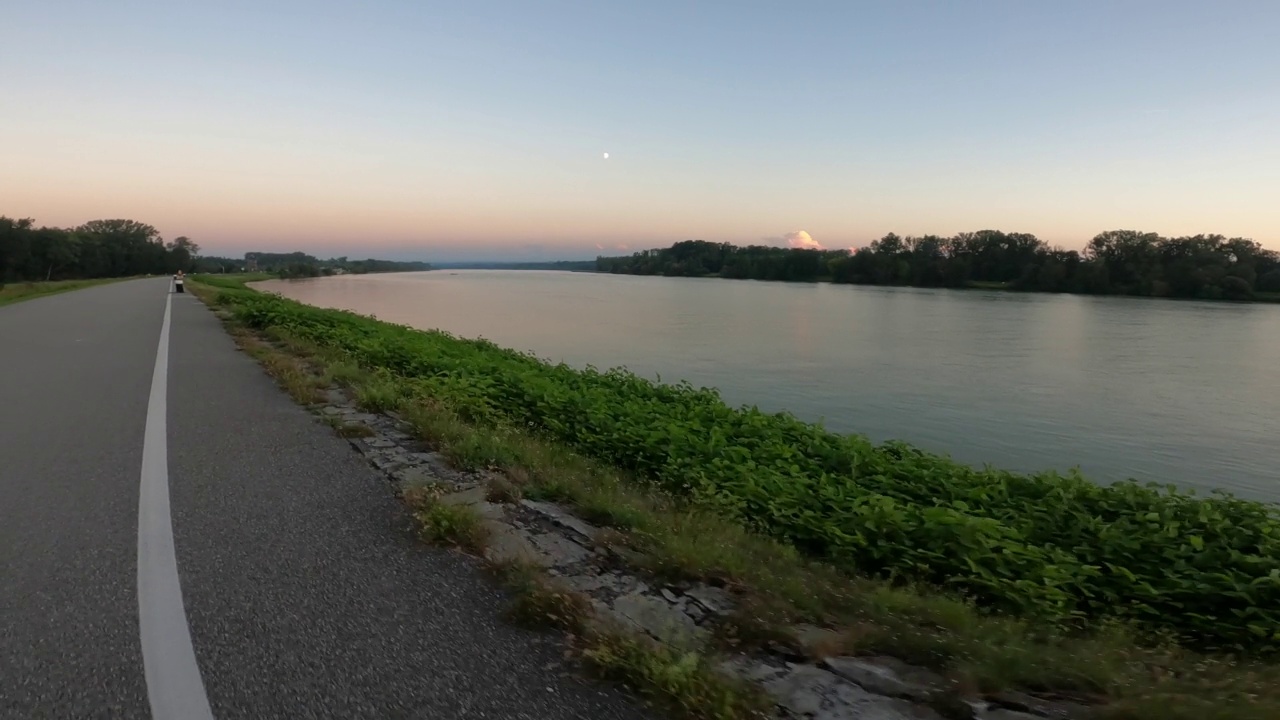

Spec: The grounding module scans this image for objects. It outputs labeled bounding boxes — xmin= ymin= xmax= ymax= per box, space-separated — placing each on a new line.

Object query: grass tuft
xmin=583 ymin=632 xmax=771 ymax=720
xmin=335 ymin=422 xmax=375 ymax=438
xmin=403 ymin=485 xmax=490 ymax=554
xmin=323 ymin=360 xmax=368 ymax=388
xmin=354 ymin=374 xmax=403 ymax=413
xmin=494 ymin=561 xmax=592 ymax=634
xmin=485 ymin=474 xmax=523 ymax=504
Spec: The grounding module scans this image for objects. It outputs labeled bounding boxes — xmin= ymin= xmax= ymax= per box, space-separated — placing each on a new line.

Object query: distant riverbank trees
xmin=242 ymin=252 xmax=432 ymax=278
xmin=596 ymin=231 xmax=1280 ymax=301
xmin=1 ymin=216 xmax=432 ymax=283
xmin=1 ymin=216 xmax=200 ymax=282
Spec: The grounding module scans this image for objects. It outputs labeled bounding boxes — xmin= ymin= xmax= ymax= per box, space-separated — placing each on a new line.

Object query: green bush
xmin=224 ymin=289 xmax=1280 ymax=652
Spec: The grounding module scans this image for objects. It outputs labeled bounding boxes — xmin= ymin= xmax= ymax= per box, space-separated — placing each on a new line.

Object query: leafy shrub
xmin=224 ymin=289 xmax=1280 ymax=652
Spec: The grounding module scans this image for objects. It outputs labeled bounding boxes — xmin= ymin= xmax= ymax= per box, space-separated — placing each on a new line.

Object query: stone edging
xmin=319 ymin=388 xmax=1091 ymax=720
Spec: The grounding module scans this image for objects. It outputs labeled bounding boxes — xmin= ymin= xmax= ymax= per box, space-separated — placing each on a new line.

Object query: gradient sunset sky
xmin=3 ymin=1 xmax=1278 ymax=261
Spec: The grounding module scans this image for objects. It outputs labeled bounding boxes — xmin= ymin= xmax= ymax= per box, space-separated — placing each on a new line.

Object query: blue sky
xmin=2 ymin=1 xmax=1277 ymax=261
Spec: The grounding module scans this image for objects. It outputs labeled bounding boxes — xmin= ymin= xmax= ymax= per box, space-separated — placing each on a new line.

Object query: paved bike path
xmin=0 ymin=278 xmax=647 ymax=719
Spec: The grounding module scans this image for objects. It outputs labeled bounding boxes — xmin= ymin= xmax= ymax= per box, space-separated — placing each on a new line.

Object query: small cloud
xmin=765 ymin=230 xmax=824 ymax=250
xmin=615 ymin=243 xmax=629 ymax=251
xmin=595 ymin=243 xmax=605 ymax=250
xmin=786 ymin=230 xmax=822 ymax=250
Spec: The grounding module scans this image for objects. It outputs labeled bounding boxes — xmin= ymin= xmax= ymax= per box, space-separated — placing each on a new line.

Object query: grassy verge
xmin=0 ymin=277 xmax=133 ymax=307
xmin=190 ymin=276 xmax=1280 ymax=720
xmin=202 ymin=274 xmax=1280 ymax=651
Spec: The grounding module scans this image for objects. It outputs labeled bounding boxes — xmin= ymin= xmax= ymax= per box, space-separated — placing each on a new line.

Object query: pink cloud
xmin=784 ymin=230 xmax=823 ymax=250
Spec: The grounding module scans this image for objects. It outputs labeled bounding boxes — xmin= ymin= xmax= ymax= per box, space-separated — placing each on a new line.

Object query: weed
xmin=485 ymin=475 xmax=523 ymax=504
xmin=494 ymin=561 xmax=591 ymax=634
xmin=325 ymin=360 xmax=368 ymax=388
xmin=354 ymin=374 xmax=403 ymax=413
xmin=404 ymin=486 xmax=489 ymax=554
xmin=583 ymin=631 xmax=771 ymax=720
xmin=335 ymin=423 xmax=375 ymax=438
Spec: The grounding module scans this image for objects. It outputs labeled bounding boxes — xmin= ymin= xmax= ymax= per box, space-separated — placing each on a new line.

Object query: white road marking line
xmin=137 ymin=289 xmax=215 ymax=719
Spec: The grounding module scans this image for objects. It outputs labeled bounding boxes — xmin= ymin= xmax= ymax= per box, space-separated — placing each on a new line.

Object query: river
xmin=253 ymin=271 xmax=1280 ymax=501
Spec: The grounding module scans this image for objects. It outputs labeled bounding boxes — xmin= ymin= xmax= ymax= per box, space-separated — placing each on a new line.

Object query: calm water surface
xmin=256 ymin=271 xmax=1280 ymax=501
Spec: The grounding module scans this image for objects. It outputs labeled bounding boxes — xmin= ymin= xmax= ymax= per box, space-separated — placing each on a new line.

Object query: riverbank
xmin=194 ymin=273 xmax=1280 ymax=719
xmin=596 ymin=234 xmax=1280 ymax=304
xmin=0 ymin=277 xmax=134 ymax=307
xmin=595 ymin=272 xmax=1280 ymax=304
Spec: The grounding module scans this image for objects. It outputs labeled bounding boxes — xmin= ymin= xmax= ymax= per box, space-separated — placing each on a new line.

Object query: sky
xmin=2 ymin=1 xmax=1278 ymax=262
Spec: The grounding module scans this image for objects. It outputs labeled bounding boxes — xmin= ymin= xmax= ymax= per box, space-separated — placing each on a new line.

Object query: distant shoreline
xmin=273 ymin=264 xmax=1280 ymax=305
xmin=596 ymin=234 xmax=1280 ymax=305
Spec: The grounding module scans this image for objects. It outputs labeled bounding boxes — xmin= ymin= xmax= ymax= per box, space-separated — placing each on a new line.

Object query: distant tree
xmin=0 ymin=217 xmax=35 ymax=281
xmin=166 ymin=236 xmax=200 ymax=273
xmin=596 ymin=228 xmax=1279 ymax=303
xmin=1258 ymin=269 xmax=1280 ymax=293
xmin=31 ymin=228 xmax=81 ymax=280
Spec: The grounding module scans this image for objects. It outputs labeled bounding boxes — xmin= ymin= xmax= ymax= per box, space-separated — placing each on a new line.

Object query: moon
xmin=602 ymin=152 xmax=609 ymax=160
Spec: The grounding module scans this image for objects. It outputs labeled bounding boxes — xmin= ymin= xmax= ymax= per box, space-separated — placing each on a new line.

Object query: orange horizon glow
xmin=3 ymin=3 xmax=1278 ymax=261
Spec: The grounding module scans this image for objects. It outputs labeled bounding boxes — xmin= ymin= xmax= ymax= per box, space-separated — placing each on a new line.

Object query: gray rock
xmin=973 ymin=706 xmax=1048 ymax=720
xmin=606 ymin=545 xmax=646 ymax=567
xmin=821 ymin=656 xmax=945 ymax=701
xmin=570 ymin=572 xmax=646 ymax=598
xmin=763 ymin=665 xmax=945 ymax=720
xmin=472 ymin=501 xmax=505 ymax=521
xmin=685 ymin=584 xmax=734 ymax=614
xmin=520 ymin=499 xmax=601 ymax=542
xmin=321 ymin=406 xmax=344 ymax=416
xmin=561 ymin=573 xmax=616 ymax=594
xmin=682 ymin=602 xmax=706 ymax=621
xmin=718 ymin=656 xmax=789 ymax=684
xmin=982 ymin=691 xmax=1092 ymax=720
xmin=660 ymin=588 xmax=681 ymax=604
xmin=483 ymin=523 xmax=542 ymax=565
xmin=407 ymin=452 xmax=464 ymax=481
xmin=391 ymin=466 xmax=442 ymax=487
xmin=790 ymin=623 xmax=845 ymax=656
xmin=528 ymin=532 xmax=591 ymax=568
xmin=610 ymin=592 xmax=708 ymax=646
xmin=369 ymin=452 xmax=409 ymax=474
xmin=367 ymin=437 xmax=397 ymax=449
xmin=439 ymin=486 xmax=488 ymax=507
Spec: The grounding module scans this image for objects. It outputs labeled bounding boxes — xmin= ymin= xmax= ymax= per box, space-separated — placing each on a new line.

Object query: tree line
xmin=240 ymin=252 xmax=431 ymax=278
xmin=596 ymin=230 xmax=1280 ymax=301
xmin=1 ymin=216 xmax=431 ymax=283
xmin=1 ymin=216 xmax=200 ymax=282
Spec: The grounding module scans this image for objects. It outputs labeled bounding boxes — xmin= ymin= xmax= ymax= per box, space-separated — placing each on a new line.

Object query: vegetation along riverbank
xmin=195 ymin=273 xmax=1280 ymax=719
xmin=596 ymin=231 xmax=1280 ymax=303
xmin=0 ymin=277 xmax=133 ymax=307
xmin=0 ymin=215 xmax=430 ymax=283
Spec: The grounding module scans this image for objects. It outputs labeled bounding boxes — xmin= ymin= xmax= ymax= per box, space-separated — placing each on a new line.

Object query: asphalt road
xmin=0 ymin=278 xmax=649 ymax=719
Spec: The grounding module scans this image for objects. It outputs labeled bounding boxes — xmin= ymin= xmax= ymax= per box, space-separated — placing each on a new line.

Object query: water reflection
xmin=256 ymin=271 xmax=1280 ymax=500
